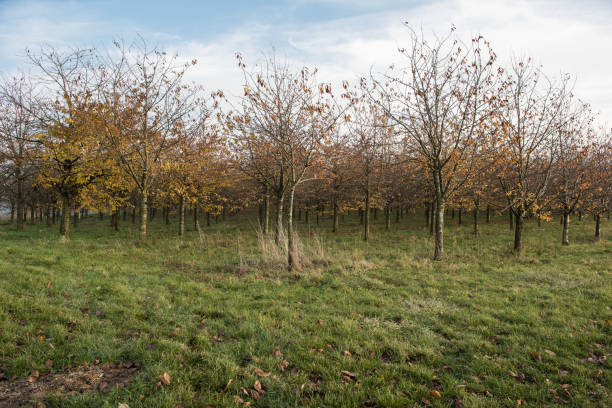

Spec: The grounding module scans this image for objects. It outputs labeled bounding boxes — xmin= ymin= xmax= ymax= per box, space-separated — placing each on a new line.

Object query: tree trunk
xmin=425 ymin=203 xmax=430 ymax=228
xmin=60 ymin=197 xmax=71 ymax=237
xmin=139 ymin=189 xmax=148 ymax=240
xmin=385 ymin=205 xmax=391 ymax=231
xmin=395 ymin=205 xmax=400 ymax=224
xmin=73 ymin=207 xmax=79 ymax=228
xmin=332 ymin=200 xmax=339 ymax=233
xmin=30 ymin=206 xmax=35 ymax=225
xmin=486 ymin=205 xmax=491 ymax=223
xmin=287 ymin=187 xmax=296 ymax=270
xmin=364 ymin=179 xmax=370 ymax=242
xmin=46 ymin=205 xmax=52 ymax=227
xmin=16 ymin=176 xmax=24 ymax=231
xmin=578 ymin=211 xmax=582 ymax=221
xmin=513 ymin=210 xmax=523 ymax=252
xmin=594 ymin=214 xmax=601 ymax=241
xmin=359 ymin=208 xmax=363 ymax=225
xmin=458 ymin=207 xmax=462 ymax=225
xmin=263 ymin=186 xmax=269 ymax=235
xmin=52 ymin=206 xmax=56 ymax=225
xmin=178 ymin=195 xmax=185 ymax=237
xmin=509 ymin=210 xmax=513 ymax=230
xmin=429 ymin=200 xmax=435 ymax=236
xmin=562 ymin=212 xmax=570 ymax=245
xmin=194 ymin=205 xmax=201 ymax=233
xmin=473 ymin=206 xmax=479 ymax=235
xmin=434 ymin=198 xmax=444 ymax=260
xmin=275 ymin=190 xmax=284 ymax=246
xmin=113 ymin=209 xmax=120 ymax=231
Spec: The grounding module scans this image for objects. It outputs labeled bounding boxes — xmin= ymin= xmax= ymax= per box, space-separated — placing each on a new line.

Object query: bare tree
xmin=0 ymin=75 xmax=40 ymax=231
xmin=493 ymin=59 xmax=571 ymax=252
xmin=231 ymin=53 xmax=346 ymax=269
xmin=373 ymin=26 xmax=496 ymax=260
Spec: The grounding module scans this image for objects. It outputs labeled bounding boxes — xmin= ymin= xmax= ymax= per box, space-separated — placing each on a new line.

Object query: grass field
xmin=0 ymin=212 xmax=610 ymax=407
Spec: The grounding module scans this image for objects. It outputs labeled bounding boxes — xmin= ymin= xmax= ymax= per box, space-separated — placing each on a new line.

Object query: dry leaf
xmin=159 ymin=372 xmax=171 ymax=385
xmin=253 ymin=368 xmax=270 ymax=377
xmin=341 ymin=370 xmax=357 ymax=378
xmin=250 ymin=389 xmax=261 ymax=400
xmin=222 ymin=378 xmax=232 ymax=393
xmin=430 ymin=390 xmax=441 ymax=398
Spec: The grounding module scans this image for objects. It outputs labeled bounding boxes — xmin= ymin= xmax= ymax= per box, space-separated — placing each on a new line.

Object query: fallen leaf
xmin=159 ymin=372 xmax=171 ymax=385
xmin=530 ymin=351 xmax=542 ymax=361
xmin=341 ymin=370 xmax=357 ymax=378
xmin=250 ymin=389 xmax=261 ymax=400
xmin=430 ymin=390 xmax=441 ymax=398
xmin=544 ymin=349 xmax=557 ymax=356
xmin=222 ymin=378 xmax=232 ymax=393
xmin=253 ymin=368 xmax=270 ymax=377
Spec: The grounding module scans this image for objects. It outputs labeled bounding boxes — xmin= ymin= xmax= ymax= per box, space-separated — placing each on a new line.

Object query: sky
xmin=1 ymin=0 xmax=611 ymax=126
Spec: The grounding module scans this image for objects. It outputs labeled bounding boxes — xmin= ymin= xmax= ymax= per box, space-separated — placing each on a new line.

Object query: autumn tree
xmin=586 ymin=136 xmax=612 ymax=241
xmin=27 ymin=47 xmax=107 ymax=238
xmin=373 ymin=26 xmax=496 ymax=259
xmin=347 ymin=91 xmax=394 ymax=241
xmin=493 ymin=58 xmax=571 ymax=252
xmin=96 ymin=39 xmax=201 ymax=240
xmin=231 ymin=53 xmax=346 ymax=269
xmin=0 ymin=75 xmax=40 ymax=231
xmin=551 ymin=100 xmax=594 ymax=245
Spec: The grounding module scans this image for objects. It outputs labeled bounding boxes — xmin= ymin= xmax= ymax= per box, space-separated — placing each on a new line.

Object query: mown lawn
xmin=0 ymin=212 xmax=610 ymax=407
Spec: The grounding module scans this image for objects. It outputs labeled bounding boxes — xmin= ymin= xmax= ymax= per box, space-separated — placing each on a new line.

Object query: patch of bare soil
xmin=0 ymin=361 xmax=140 ymax=407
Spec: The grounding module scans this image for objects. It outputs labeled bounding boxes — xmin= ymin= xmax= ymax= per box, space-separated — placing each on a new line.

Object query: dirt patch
xmin=0 ymin=362 xmax=140 ymax=407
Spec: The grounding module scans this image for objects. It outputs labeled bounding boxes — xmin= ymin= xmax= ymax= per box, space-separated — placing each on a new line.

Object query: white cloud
xmin=2 ymin=0 xmax=611 ymax=125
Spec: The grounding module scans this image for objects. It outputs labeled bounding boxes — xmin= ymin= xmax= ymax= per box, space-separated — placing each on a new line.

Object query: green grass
xmin=0 ymin=211 xmax=610 ymax=407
